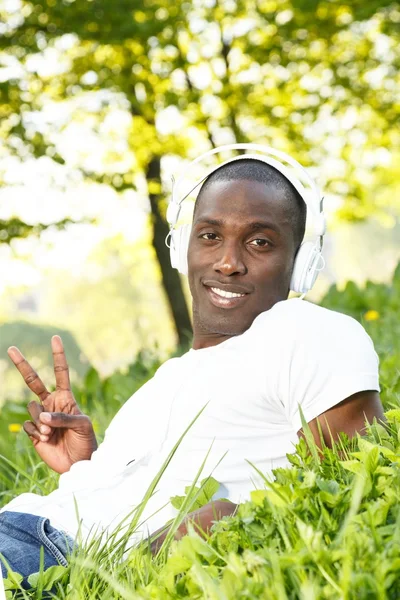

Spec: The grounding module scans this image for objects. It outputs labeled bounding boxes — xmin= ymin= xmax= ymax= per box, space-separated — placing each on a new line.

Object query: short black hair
xmin=195 ymin=158 xmax=307 ymax=250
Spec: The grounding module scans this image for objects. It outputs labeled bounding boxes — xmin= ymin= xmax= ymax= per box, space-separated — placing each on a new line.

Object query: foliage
xmin=170 ymin=477 xmax=221 ymax=512
xmin=4 ymin=417 xmax=400 ymax=597
xmin=0 ymin=217 xmax=90 ymax=245
xmin=137 ymin=417 xmax=400 ymax=600
xmin=1 ymin=0 xmax=400 ymax=344
xmin=0 ymin=266 xmax=400 ymax=597
xmin=1 ymin=0 xmax=399 ymax=214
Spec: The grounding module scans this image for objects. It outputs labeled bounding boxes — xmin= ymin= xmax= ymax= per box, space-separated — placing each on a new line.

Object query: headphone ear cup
xmin=169 ymin=225 xmax=191 ymax=276
xmin=290 ymin=241 xmax=322 ymax=294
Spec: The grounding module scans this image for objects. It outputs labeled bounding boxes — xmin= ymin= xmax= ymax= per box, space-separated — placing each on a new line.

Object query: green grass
xmin=1 ymin=264 xmax=400 ymax=599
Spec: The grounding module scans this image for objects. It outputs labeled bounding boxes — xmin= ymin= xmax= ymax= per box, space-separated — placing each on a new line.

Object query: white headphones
xmin=166 ymin=143 xmax=326 ymax=294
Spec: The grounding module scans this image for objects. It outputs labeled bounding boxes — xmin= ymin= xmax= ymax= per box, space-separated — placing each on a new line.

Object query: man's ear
xmin=170 ymin=224 xmax=192 ymax=275
xmin=290 ymin=241 xmax=324 ymax=294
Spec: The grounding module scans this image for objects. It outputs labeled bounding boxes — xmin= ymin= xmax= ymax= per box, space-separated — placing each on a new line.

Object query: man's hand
xmin=149 ymin=500 xmax=238 ymax=555
xmin=7 ymin=335 xmax=97 ymax=474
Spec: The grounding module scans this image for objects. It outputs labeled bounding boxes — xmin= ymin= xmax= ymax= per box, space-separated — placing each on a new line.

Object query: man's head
xmin=187 ymin=158 xmax=307 ymax=348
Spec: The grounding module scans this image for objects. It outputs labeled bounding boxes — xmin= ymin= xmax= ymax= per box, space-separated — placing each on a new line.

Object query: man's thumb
xmin=39 ymin=412 xmax=89 ymax=430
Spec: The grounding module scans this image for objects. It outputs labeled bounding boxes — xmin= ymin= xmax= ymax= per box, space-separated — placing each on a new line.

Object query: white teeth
xmin=210 ymin=287 xmax=245 ymax=299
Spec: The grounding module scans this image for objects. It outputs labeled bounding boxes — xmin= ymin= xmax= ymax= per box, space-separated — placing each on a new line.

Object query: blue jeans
xmin=0 ymin=511 xmax=75 ymax=586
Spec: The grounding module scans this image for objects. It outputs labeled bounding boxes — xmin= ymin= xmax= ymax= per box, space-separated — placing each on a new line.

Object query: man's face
xmin=188 ymin=179 xmax=297 ymax=346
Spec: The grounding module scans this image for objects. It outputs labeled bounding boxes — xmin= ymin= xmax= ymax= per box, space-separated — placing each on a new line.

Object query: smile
xmin=205 ymin=285 xmax=249 ymax=309
xmin=210 ymin=287 xmax=246 ymax=299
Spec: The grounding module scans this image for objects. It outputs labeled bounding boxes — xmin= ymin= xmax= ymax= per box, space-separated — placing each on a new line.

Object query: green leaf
xmin=170 ymin=477 xmax=219 ymax=512
xmin=364 ymin=447 xmax=379 ymax=474
xmin=316 ymin=477 xmax=340 ymax=496
xmin=385 ymin=409 xmax=400 ymax=422
xmin=28 ymin=565 xmax=67 ymax=591
xmin=358 ymin=437 xmax=379 ymax=454
xmin=3 ymin=570 xmax=23 ymax=590
xmin=340 ymin=460 xmax=364 ymax=475
xmin=194 ymin=477 xmax=220 ymax=507
xmin=378 ymin=446 xmax=396 ymax=460
xmin=250 ymin=490 xmax=268 ymax=507
xmin=170 ymin=493 xmax=187 ymax=510
xmin=163 ymin=552 xmax=192 ymax=576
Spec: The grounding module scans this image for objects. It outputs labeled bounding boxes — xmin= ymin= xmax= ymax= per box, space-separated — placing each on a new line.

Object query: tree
xmin=1 ymin=0 xmax=399 ymax=345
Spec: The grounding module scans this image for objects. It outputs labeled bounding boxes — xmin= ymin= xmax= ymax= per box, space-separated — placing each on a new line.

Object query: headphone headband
xmin=167 ymin=143 xmax=326 ymax=238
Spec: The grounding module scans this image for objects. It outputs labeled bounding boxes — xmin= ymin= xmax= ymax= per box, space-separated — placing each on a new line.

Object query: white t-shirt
xmin=2 ymin=299 xmax=380 ymax=544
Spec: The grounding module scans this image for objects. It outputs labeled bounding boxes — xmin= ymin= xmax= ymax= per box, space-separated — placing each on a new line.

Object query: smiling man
xmin=1 ymin=155 xmax=384 ymax=579
xmin=188 ymin=164 xmax=301 ymax=344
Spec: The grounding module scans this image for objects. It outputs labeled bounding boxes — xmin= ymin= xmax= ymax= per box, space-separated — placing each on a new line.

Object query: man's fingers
xmin=39 ymin=412 xmax=91 ymax=431
xmin=51 ymin=335 xmax=71 ymax=392
xmin=27 ymin=400 xmax=43 ymax=424
xmin=24 ymin=420 xmax=51 ymax=443
xmin=23 ymin=421 xmax=42 ymax=442
xmin=7 ymin=347 xmax=50 ymax=403
xmin=27 ymin=402 xmax=55 ymax=440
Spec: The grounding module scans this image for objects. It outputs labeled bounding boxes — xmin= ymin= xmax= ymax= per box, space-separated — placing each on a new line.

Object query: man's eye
xmin=200 ymin=233 xmax=218 ymax=241
xmin=249 ymin=238 xmax=270 ymax=247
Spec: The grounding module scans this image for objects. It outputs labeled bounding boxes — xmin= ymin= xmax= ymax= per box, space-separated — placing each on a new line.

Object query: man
xmin=1 ymin=157 xmax=384 ymax=580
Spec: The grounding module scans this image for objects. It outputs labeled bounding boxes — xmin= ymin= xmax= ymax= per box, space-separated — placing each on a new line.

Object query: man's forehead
xmin=194 ymin=178 xmax=291 ymax=220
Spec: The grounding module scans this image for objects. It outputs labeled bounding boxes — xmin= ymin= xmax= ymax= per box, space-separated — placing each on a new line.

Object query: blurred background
xmin=1 ymin=0 xmax=399 ymax=406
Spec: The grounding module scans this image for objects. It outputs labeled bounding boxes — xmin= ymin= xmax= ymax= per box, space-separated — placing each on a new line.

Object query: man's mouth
xmin=203 ymin=283 xmax=250 ymax=309
xmin=210 ymin=287 xmax=246 ymax=299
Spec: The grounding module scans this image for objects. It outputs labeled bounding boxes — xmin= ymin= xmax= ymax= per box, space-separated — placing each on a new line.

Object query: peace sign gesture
xmin=7 ymin=335 xmax=97 ymax=474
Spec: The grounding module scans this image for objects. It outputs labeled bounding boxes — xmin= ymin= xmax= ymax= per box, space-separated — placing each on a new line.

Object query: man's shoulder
xmin=153 ymin=351 xmax=193 ymax=380
xmin=251 ymin=298 xmax=368 ymax=341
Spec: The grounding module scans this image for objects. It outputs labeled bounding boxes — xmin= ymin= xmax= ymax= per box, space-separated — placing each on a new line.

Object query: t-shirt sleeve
xmin=280 ymin=303 xmax=380 ymax=434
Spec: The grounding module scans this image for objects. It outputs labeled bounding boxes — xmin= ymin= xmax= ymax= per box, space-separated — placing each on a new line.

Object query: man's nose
xmin=213 ymin=242 xmax=247 ymax=276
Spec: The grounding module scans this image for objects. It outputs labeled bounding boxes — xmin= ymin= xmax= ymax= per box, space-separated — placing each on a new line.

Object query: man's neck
xmin=192 ymin=331 xmax=234 ymax=350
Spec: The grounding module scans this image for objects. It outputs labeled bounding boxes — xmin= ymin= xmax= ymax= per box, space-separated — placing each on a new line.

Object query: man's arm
xmin=149 ymin=500 xmax=238 ymax=555
xmin=298 ymin=390 xmax=384 ymax=449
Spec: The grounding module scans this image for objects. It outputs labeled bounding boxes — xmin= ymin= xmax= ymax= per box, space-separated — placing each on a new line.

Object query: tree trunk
xmin=146 ymin=156 xmax=193 ymax=347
